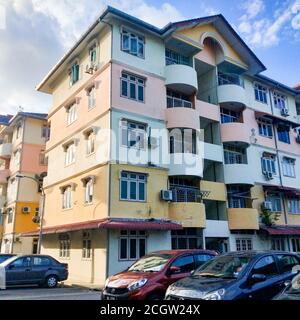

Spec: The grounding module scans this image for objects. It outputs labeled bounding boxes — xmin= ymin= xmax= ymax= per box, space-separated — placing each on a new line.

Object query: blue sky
xmin=0 ymin=0 xmax=299 ymax=114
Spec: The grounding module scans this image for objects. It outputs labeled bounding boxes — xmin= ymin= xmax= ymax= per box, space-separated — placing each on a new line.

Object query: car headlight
xmin=128 ymin=278 xmax=148 ymax=292
xmin=203 ymin=289 xmax=226 ymax=300
xmin=104 ymin=277 xmax=110 ymax=288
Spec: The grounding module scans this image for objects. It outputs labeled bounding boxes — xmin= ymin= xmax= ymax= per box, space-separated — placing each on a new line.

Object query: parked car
xmin=165 ymin=251 xmax=300 ymax=300
xmin=274 ymin=273 xmax=300 ymax=300
xmin=0 ymin=254 xmax=15 ymax=264
xmin=102 ymin=249 xmax=217 ymax=300
xmin=0 ymin=255 xmax=68 ymax=288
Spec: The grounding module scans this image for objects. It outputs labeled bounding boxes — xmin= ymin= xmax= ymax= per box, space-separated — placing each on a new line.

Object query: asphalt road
xmin=0 ymin=286 xmax=101 ymax=300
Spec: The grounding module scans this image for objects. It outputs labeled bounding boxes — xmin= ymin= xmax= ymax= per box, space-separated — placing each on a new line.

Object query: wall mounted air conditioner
xmin=160 ymin=190 xmax=173 ymax=201
xmin=148 ymin=136 xmax=158 ymax=149
xmin=22 ymin=206 xmax=31 ymax=214
xmin=280 ymin=108 xmax=289 ymax=116
xmin=264 ymin=171 xmax=274 ymax=180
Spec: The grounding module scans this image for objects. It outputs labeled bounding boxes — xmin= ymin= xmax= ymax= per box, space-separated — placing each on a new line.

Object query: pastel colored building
xmin=0 ymin=112 xmax=48 ymax=254
xmin=36 ymin=7 xmax=300 ymax=287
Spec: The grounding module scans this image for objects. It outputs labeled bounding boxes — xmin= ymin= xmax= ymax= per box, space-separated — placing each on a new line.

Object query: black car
xmin=0 ymin=254 xmax=15 ymax=264
xmin=165 ymin=251 xmax=300 ymax=300
xmin=0 ymin=255 xmax=68 ymax=288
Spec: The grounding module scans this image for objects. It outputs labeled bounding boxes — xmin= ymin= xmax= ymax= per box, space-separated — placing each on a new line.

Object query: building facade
xmin=0 ymin=112 xmax=48 ymax=254
xmin=36 ymin=7 xmax=300 ymax=286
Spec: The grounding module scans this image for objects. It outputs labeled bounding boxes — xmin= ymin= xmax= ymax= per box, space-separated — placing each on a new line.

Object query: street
xmin=0 ymin=286 xmax=101 ymax=300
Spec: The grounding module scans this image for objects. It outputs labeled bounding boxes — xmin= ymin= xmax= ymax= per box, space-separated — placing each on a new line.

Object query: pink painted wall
xmin=196 ymin=100 xmax=220 ymax=122
xmin=111 ymin=63 xmax=166 ymax=120
xmin=19 ymin=144 xmax=47 ymax=174
xmin=47 ymin=65 xmax=111 ymax=149
xmin=195 ymin=39 xmax=216 ymax=66
xmin=221 ymin=122 xmax=251 ymax=144
xmin=165 ymin=108 xmax=199 ymax=129
xmin=277 ymin=130 xmax=300 ymax=154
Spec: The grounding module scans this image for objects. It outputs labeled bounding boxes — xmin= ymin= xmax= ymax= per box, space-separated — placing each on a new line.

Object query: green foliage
xmin=260 ymin=207 xmax=280 ymax=226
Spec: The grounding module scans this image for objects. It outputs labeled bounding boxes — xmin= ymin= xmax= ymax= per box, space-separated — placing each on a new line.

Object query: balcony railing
xmin=171 ymin=187 xmax=201 ymax=203
xmin=165 ymin=56 xmax=191 ymax=67
xmin=218 ymin=72 xmax=244 ymax=88
xmin=167 ymin=96 xmax=193 ymax=109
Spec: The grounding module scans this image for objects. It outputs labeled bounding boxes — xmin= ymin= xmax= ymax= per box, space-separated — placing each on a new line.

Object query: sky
xmin=0 ymin=0 xmax=300 ymax=115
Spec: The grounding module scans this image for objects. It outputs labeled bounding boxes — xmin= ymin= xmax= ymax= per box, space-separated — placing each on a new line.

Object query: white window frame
xmin=121 ymin=72 xmax=145 ymax=102
xmin=266 ymin=194 xmax=282 ymax=212
xmin=258 ymin=118 xmax=273 ymax=138
xmin=65 ymin=143 xmax=75 ymax=166
xmin=67 ymin=103 xmax=77 ymax=125
xmin=89 ymin=43 xmax=97 ymax=65
xmin=224 ymin=145 xmax=245 ymax=164
xmin=254 ymin=83 xmax=268 ymax=104
xmin=121 ymin=28 xmax=145 ymax=58
xmin=86 ymin=131 xmax=95 ymax=155
xmin=220 ymin=108 xmax=240 ymax=123
xmin=236 ymin=238 xmax=253 ymax=251
xmin=287 ymin=198 xmax=300 ymax=214
xmin=120 ymin=120 xmax=146 ymax=150
xmin=261 ymin=156 xmax=276 ymax=175
xmin=119 ymin=230 xmax=147 ymax=261
xmin=59 ymin=239 xmax=71 ymax=258
xmin=69 ymin=61 xmax=80 ymax=86
xmin=273 ymin=91 xmax=287 ymax=109
xmin=120 ymin=171 xmax=147 ymax=202
xmin=84 ymin=178 xmax=94 ymax=204
xmin=87 ymin=86 xmax=96 ymax=109
xmin=41 ymin=125 xmax=50 ymax=140
xmin=82 ymin=237 xmax=92 ymax=259
xmin=62 ymin=186 xmax=72 ymax=209
xmin=282 ymin=157 xmax=295 ymax=178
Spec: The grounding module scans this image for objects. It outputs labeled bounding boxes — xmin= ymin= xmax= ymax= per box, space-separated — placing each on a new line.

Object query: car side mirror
xmin=168 ymin=266 xmax=181 ymax=275
xmin=284 ymin=280 xmax=292 ymax=288
xmin=190 ymin=270 xmax=195 ymax=275
xmin=250 ymin=273 xmax=266 ymax=284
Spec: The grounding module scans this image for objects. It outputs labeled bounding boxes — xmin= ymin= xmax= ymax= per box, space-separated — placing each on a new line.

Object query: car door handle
xmin=25 ymin=269 xmax=31 ymax=272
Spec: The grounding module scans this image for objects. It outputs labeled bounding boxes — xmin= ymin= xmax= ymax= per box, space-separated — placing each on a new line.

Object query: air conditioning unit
xmin=160 ymin=190 xmax=173 ymax=201
xmin=296 ymin=135 xmax=300 ymax=144
xmin=22 ymin=206 xmax=31 ymax=214
xmin=148 ymin=136 xmax=158 ymax=148
xmin=85 ymin=64 xmax=94 ymax=75
xmin=261 ymin=201 xmax=272 ymax=211
xmin=280 ymin=108 xmax=289 ymax=116
xmin=32 ymin=215 xmax=40 ymax=224
xmin=264 ymin=171 xmax=274 ymax=180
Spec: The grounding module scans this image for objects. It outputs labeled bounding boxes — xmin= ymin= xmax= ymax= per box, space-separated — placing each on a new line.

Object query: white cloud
xmin=0 ymin=0 xmax=185 ymax=115
xmin=241 ymin=0 xmax=265 ymax=19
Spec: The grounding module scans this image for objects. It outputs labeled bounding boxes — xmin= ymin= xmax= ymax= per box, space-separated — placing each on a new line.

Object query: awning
xmin=260 ymin=225 xmax=300 ymax=236
xmin=263 ymin=185 xmax=300 ymax=197
xmin=255 ymin=111 xmax=299 ymax=128
xmin=22 ymin=218 xmax=183 ymax=236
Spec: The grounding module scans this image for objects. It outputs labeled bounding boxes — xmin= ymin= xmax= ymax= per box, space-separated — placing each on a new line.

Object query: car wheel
xmin=45 ymin=275 xmax=58 ymax=288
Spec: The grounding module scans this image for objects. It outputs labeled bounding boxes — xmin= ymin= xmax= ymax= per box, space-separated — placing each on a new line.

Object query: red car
xmin=102 ymin=249 xmax=217 ymax=300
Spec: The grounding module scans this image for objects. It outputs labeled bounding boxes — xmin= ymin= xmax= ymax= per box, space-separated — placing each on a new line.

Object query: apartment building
xmin=0 ymin=112 xmax=48 ymax=254
xmin=35 ymin=7 xmax=300 ymax=286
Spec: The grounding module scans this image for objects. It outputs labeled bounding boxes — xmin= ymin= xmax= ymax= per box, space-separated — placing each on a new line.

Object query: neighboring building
xmin=35 ymin=6 xmax=300 ymax=286
xmin=0 ymin=112 xmax=48 ymax=254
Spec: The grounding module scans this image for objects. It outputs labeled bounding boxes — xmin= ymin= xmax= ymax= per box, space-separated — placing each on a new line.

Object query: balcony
xmin=0 ymin=169 xmax=10 ymax=184
xmin=0 ymin=143 xmax=12 ymax=158
xmin=224 ymin=164 xmax=254 ymax=185
xmin=196 ymin=100 xmax=220 ymax=122
xmin=166 ymin=107 xmax=199 ymax=130
xmin=169 ymin=153 xmax=203 ymax=177
xmin=221 ymin=122 xmax=250 ymax=145
xmin=169 ymin=201 xmax=206 ymax=228
xmin=227 ymin=208 xmax=259 ymax=230
xmin=203 ymin=143 xmax=223 ymax=162
xmin=200 ymin=180 xmax=227 ymax=202
xmin=165 ymin=64 xmax=198 ymax=95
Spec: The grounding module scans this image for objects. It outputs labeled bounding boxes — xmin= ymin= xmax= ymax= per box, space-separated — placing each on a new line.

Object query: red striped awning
xmin=260 ymin=225 xmax=300 ymax=236
xmin=22 ymin=218 xmax=182 ymax=236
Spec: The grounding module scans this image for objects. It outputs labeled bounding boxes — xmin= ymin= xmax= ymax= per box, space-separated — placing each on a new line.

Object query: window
xmin=84 ymin=178 xmax=94 ymax=204
xmin=171 ymin=229 xmax=203 ymax=249
xmin=166 ymin=89 xmax=192 ymax=108
xmin=121 ymin=28 xmax=145 ymax=58
xmin=11 ymin=257 xmax=31 ymax=268
xmin=194 ymin=254 xmax=213 ymax=269
xmin=273 ymin=92 xmax=287 ymax=109
xmin=86 ymin=131 xmax=95 ymax=155
xmin=291 ymin=238 xmax=300 ymax=252
xmin=227 ymin=185 xmax=248 ymax=208
xmin=271 ymin=238 xmax=286 ymax=251
xmin=287 ymin=198 xmax=300 ymax=214
xmin=65 ymin=143 xmax=75 ymax=166
xmin=121 ymin=120 xmax=146 ymax=149
xmin=59 ymin=239 xmax=71 ymax=258
xmin=32 ymin=257 xmax=51 ymax=266
xmin=251 ymin=256 xmax=278 ymax=278
xmin=170 ymin=255 xmax=194 ymax=273
xmin=39 ymin=153 xmax=48 ymax=166
xmin=224 ymin=144 xmax=246 ymax=164
xmin=7 ymin=208 xmax=13 ymax=224
xmin=254 ymin=83 xmax=268 ymax=104
xmin=266 ymin=194 xmax=282 ymax=212
xmin=218 ymin=72 xmax=244 ymax=87
xmin=120 ymin=172 xmax=146 ymax=202
xmin=67 ymin=103 xmax=77 ymax=125
xmin=220 ymin=108 xmax=241 ymax=123
xmin=258 ymin=118 xmax=273 ymax=138
xmin=16 ymin=122 xmax=22 ymax=139
xmin=69 ymin=62 xmax=79 ymax=86
xmin=261 ymin=155 xmax=276 ymax=174
xmin=169 ymin=129 xmax=197 ymax=154
xmin=277 ymin=255 xmax=299 ymax=273
xmin=41 ymin=125 xmax=50 ymax=140
xmin=236 ymin=238 xmax=253 ymax=251
xmin=277 ymin=125 xmax=290 ymax=144
xmin=282 ymin=157 xmax=295 ymax=177
xmin=121 ymin=72 xmax=145 ymax=102
xmin=82 ymin=232 xmax=92 ymax=259
xmin=87 ymin=86 xmax=96 ymax=109
xmin=119 ymin=230 xmax=146 ymax=261
xmin=13 ymin=150 xmax=21 ymax=166
xmin=89 ymin=44 xmax=97 ymax=65
xmin=62 ymin=186 xmax=72 ymax=209
xmin=165 ymin=48 xmax=190 ymax=66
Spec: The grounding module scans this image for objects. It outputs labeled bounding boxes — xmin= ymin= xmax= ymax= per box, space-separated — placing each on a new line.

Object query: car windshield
xmin=0 ymin=256 xmax=11 ymax=264
xmin=128 ymin=254 xmax=173 ymax=272
xmin=0 ymin=256 xmax=19 ymax=267
xmin=194 ymin=254 xmax=252 ymax=279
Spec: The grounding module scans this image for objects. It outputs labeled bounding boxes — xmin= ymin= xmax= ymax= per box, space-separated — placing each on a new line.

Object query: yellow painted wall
xmin=200 ymin=180 xmax=226 ymax=202
xmin=178 ymin=24 xmax=247 ymax=67
xmin=169 ymin=202 xmax=206 ymax=228
xmin=110 ymin=164 xmax=169 ymax=219
xmin=228 ymin=208 xmax=259 ymax=230
xmin=14 ymin=201 xmax=39 ymax=234
xmin=43 ymin=165 xmax=109 ymax=228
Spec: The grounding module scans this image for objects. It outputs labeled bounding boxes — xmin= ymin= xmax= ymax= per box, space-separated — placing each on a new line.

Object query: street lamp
xmin=16 ymin=173 xmax=46 ymax=254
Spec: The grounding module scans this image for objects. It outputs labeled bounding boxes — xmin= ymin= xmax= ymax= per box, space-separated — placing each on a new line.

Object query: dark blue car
xmin=0 ymin=254 xmax=15 ymax=264
xmin=0 ymin=255 xmax=68 ymax=288
xmin=165 ymin=251 xmax=300 ymax=300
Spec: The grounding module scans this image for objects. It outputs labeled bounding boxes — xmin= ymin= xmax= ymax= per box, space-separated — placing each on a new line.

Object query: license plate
xmin=106 ymin=296 xmax=116 ymax=300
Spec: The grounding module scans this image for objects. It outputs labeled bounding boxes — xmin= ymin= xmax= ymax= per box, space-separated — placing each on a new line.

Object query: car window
xmin=277 ymin=255 xmax=299 ymax=274
xmin=252 ymin=256 xmax=278 ymax=278
xmin=33 ymin=257 xmax=51 ymax=266
xmin=194 ymin=254 xmax=213 ymax=268
xmin=170 ymin=255 xmax=194 ymax=273
xmin=11 ymin=257 xmax=31 ymax=268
